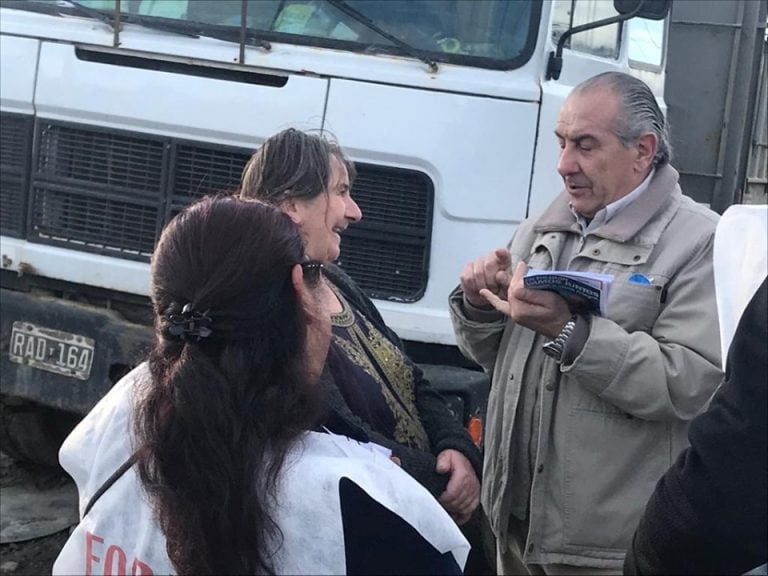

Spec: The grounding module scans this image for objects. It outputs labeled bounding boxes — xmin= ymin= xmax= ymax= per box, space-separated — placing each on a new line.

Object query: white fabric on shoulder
xmin=713 ymin=204 xmax=768 ymax=367
xmin=57 ymin=362 xmax=149 ymax=518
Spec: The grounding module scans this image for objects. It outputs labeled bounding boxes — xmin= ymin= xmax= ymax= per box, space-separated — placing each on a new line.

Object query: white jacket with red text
xmin=53 ymin=364 xmax=469 ymax=575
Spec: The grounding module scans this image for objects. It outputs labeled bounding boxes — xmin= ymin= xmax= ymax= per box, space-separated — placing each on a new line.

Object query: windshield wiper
xmin=190 ymin=25 xmax=271 ymax=52
xmin=63 ymin=1 xmax=195 ymax=38
xmin=3 ymin=0 xmax=272 ymax=54
xmin=325 ymin=0 xmax=438 ymax=73
xmin=64 ymin=0 xmax=207 ymax=39
xmin=67 ymin=1 xmax=271 ymax=50
xmin=63 ymin=0 xmax=119 ymax=30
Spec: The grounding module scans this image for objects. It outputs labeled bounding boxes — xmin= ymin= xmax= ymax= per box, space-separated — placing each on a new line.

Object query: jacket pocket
xmin=606 ymin=279 xmax=664 ymax=333
xmin=562 ymin=407 xmax=670 ymax=550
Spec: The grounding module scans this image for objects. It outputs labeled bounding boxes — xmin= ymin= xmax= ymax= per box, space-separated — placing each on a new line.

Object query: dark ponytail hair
xmin=133 ymin=196 xmax=324 ymax=575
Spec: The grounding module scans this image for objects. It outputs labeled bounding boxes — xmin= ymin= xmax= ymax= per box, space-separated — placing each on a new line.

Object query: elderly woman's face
xmin=284 ymin=156 xmax=362 ymax=263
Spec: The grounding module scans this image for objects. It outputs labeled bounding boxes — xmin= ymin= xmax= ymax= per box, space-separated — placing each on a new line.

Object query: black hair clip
xmin=166 ymin=303 xmax=213 ymax=342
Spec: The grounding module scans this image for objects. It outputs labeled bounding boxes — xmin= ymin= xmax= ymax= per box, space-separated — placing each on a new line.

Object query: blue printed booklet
xmin=523 ymin=269 xmax=614 ymax=316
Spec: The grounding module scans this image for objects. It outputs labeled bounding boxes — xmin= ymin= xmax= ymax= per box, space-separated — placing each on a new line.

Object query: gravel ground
xmin=0 ymin=452 xmax=72 ymax=575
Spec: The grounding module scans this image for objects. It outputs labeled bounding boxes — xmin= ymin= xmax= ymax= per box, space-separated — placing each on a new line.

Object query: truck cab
xmin=0 ymin=0 xmax=679 ymax=464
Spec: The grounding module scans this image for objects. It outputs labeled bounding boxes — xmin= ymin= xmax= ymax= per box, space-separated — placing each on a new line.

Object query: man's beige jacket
xmin=449 ymin=164 xmax=722 ymax=568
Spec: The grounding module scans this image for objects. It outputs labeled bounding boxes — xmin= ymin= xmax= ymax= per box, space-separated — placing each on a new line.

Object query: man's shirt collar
xmin=573 ymin=168 xmax=656 ymax=234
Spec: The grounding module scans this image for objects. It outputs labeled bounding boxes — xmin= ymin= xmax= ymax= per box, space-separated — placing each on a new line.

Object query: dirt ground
xmin=0 ymin=452 xmax=71 ymax=575
xmin=0 ymin=531 xmax=69 ymax=576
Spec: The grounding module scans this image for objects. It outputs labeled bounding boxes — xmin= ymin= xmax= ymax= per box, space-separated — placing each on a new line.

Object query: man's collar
xmin=534 ymin=164 xmax=681 ymax=241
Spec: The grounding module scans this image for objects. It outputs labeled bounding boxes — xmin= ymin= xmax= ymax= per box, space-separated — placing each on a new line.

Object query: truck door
xmin=322 ymin=0 xmax=541 ymax=348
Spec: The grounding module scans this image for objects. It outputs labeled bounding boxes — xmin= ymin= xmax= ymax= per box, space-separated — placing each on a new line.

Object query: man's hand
xmin=436 ymin=449 xmax=480 ymax=525
xmin=480 ymin=262 xmax=573 ymax=339
xmin=459 ymin=248 xmax=513 ymax=309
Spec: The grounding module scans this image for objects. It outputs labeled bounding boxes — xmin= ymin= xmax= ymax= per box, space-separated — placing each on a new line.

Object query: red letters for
xmin=83 ymin=531 xmax=154 ymax=575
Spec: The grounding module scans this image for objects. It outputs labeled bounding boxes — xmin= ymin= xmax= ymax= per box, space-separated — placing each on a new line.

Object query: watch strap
xmin=542 ymin=317 xmax=577 ymax=362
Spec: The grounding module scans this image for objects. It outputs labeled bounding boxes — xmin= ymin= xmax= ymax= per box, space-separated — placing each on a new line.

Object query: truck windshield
xmin=3 ymin=0 xmax=541 ymax=70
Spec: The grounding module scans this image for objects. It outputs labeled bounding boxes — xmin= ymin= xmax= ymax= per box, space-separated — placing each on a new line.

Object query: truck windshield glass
xmin=4 ymin=0 xmax=541 ymax=70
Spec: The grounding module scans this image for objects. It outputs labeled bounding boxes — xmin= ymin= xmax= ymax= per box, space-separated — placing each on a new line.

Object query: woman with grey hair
xmin=240 ymin=128 xmax=482 ymax=526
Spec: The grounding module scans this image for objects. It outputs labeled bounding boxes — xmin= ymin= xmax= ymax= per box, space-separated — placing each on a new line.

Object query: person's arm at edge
xmin=624 ymin=278 xmax=768 ymax=575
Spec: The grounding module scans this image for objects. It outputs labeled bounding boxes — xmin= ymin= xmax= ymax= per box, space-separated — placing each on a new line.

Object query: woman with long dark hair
xmin=53 ymin=196 xmax=469 ymax=575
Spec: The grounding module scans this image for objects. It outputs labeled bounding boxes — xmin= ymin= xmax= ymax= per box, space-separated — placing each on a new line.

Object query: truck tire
xmin=0 ymin=398 xmax=81 ymax=468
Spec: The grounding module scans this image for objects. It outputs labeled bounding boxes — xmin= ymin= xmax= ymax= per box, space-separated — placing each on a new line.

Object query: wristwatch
xmin=542 ymin=317 xmax=577 ymax=362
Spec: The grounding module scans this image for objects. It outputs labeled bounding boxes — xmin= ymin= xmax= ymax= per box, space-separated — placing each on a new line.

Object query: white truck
xmin=0 ymin=0 xmax=764 ymax=465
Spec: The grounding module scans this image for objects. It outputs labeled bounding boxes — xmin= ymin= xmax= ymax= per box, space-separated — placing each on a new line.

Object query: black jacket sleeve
xmin=624 ymin=277 xmax=768 ymax=576
xmin=322 ymin=264 xmax=482 ymax=490
xmin=323 ymin=372 xmax=448 ymax=497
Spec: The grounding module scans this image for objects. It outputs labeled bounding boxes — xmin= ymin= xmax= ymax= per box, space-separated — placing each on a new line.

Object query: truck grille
xmin=1 ymin=115 xmax=432 ymax=301
xmin=0 ymin=113 xmax=33 ymax=238
xmin=338 ymin=165 xmax=432 ymax=300
xmin=32 ymin=123 xmax=165 ymax=256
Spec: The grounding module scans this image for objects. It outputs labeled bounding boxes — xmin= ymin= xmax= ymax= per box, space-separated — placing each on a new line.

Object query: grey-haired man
xmin=450 ymin=72 xmax=722 ymax=575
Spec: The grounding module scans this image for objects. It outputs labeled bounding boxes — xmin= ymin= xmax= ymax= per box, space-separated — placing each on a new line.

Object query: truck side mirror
xmin=546 ymin=0 xmax=672 ymax=80
xmin=614 ymin=0 xmax=671 ymax=21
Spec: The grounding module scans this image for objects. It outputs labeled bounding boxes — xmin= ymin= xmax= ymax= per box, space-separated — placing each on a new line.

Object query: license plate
xmin=8 ymin=322 xmax=95 ymax=380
